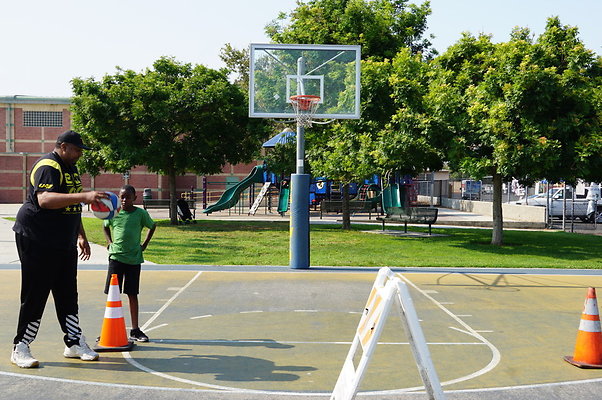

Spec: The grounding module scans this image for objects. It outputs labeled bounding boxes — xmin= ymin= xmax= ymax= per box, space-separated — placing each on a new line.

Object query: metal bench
xmin=376 ymin=207 xmax=438 ymax=235
xmin=320 ymin=199 xmax=377 ymax=219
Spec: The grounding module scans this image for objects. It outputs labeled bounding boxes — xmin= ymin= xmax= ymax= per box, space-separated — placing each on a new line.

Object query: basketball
xmin=91 ymin=192 xmax=119 ymax=220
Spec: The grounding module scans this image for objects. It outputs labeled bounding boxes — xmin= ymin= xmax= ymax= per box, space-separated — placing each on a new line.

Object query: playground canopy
xmin=262 ymin=128 xmax=295 ymax=148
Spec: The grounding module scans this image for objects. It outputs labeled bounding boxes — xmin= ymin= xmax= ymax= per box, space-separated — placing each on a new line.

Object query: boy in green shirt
xmin=103 ymin=185 xmax=156 ymax=342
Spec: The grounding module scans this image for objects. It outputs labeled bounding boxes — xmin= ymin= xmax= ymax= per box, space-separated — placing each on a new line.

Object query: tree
xmin=267 ymin=0 xmax=435 ymax=229
xmin=71 ymin=57 xmax=269 ymax=224
xmin=267 ymin=0 xmax=435 ymax=60
xmin=308 ymin=54 xmax=443 ymax=229
xmin=426 ymin=18 xmax=602 ymax=245
xmin=219 ymin=43 xmax=250 ymax=91
xmin=264 ymin=142 xmax=297 ymax=179
xmin=375 ymin=48 xmax=444 ymax=179
xmin=576 ymin=71 xmax=602 ymax=182
xmin=308 ymin=124 xmax=377 ymax=229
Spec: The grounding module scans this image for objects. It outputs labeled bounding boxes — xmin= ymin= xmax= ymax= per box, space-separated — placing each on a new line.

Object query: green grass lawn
xmin=81 ymin=218 xmax=602 ymax=269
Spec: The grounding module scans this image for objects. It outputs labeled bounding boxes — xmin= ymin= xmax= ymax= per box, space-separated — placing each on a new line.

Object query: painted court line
xmin=125 ymin=272 xmax=502 ymax=396
xmin=152 ymin=338 xmax=485 ymax=346
xmin=140 ymin=271 xmax=203 ymax=332
xmin=123 ymin=352 xmax=255 ymax=392
xmin=375 ymin=273 xmax=502 ymax=393
xmin=144 ymin=323 xmax=168 ymax=333
xmin=190 ymin=314 xmax=213 ymax=319
xmin=2 ymin=367 xmax=602 ymax=397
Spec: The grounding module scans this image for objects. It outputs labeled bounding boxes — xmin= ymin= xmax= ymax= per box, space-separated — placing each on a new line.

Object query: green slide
xmin=203 ymin=165 xmax=266 ymax=214
xmin=381 ymin=184 xmax=405 ymax=215
xmin=277 ymin=187 xmax=290 ymax=214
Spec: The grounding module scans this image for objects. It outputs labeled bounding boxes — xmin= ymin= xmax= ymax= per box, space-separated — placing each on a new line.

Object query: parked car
xmin=513 ymin=188 xmax=599 ymax=221
xmin=461 ymin=180 xmax=481 ymax=200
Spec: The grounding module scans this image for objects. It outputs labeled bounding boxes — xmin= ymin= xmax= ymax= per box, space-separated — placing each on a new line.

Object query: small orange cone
xmin=564 ymin=287 xmax=602 ymax=368
xmin=93 ymin=274 xmax=134 ymax=352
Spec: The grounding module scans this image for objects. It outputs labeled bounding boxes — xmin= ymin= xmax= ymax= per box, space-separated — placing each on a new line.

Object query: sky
xmin=1 ymin=0 xmax=600 ymax=98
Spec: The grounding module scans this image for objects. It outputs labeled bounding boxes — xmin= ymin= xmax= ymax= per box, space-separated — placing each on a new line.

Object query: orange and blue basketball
xmin=91 ymin=192 xmax=119 ymax=220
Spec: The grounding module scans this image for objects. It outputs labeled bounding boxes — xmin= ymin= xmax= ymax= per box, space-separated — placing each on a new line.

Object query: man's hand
xmin=83 ymin=191 xmax=109 ymax=205
xmin=78 ymin=237 xmax=91 ymax=261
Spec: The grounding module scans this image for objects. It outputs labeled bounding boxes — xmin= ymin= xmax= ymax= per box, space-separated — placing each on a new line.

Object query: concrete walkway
xmin=0 ymin=204 xmax=111 ymax=265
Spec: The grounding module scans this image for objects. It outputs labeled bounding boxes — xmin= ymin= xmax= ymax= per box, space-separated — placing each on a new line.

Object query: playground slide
xmin=203 ymin=165 xmax=266 ymax=214
xmin=277 ymin=187 xmax=290 ymax=214
xmin=381 ymin=184 xmax=403 ymax=214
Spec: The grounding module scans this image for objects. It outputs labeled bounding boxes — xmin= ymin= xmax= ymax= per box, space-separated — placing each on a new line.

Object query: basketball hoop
xmin=290 ymin=95 xmax=320 ymax=127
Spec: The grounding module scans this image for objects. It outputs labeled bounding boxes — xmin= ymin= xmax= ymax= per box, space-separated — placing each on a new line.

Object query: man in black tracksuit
xmin=11 ymin=131 xmax=108 ymax=368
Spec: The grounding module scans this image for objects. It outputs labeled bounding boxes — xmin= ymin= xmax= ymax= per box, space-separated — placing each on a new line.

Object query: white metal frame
xmin=330 ymin=267 xmax=446 ymax=400
xmin=249 ymin=43 xmax=361 ymax=120
xmin=286 ymin=75 xmax=324 ymax=103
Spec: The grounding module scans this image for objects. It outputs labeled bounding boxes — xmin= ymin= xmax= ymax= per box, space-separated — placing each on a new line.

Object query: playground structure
xmin=196 ymin=163 xmax=427 ymax=222
xmin=202 ymin=165 xmax=267 ymax=214
xmin=178 ymin=165 xmax=286 ymax=216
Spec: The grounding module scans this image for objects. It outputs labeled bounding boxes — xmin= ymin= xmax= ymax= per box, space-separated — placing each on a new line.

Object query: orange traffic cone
xmin=93 ymin=274 xmax=135 ymax=352
xmin=564 ymin=287 xmax=602 ymax=368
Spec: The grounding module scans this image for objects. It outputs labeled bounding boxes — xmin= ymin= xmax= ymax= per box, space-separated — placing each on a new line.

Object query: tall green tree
xmin=71 ymin=57 xmax=269 ymax=224
xmin=268 ymin=0 xmax=435 ymax=228
xmin=375 ymin=48 xmax=444 ymax=178
xmin=267 ymin=0 xmax=434 ymax=59
xmin=219 ymin=43 xmax=250 ymax=91
xmin=576 ymin=71 xmax=602 ymax=181
xmin=263 ymin=137 xmax=297 ymax=178
xmin=427 ymin=18 xmax=601 ymax=245
xmin=308 ymin=124 xmax=377 ymax=228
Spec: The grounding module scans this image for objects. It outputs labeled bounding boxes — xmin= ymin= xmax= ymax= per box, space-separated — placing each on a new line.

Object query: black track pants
xmin=13 ymin=233 xmax=82 ymax=347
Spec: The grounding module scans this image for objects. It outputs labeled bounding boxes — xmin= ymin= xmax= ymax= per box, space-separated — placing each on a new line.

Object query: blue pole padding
xmin=289 ymin=173 xmax=310 ymax=269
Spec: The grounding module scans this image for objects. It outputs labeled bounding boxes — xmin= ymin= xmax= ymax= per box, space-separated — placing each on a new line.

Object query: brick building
xmin=0 ymin=95 xmax=258 ymax=204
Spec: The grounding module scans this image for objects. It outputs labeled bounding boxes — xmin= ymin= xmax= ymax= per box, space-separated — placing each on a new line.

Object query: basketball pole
xmin=290 ymin=56 xmax=310 ymax=269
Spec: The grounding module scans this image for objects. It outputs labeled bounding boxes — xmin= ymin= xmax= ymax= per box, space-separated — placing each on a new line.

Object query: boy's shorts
xmin=104 ymin=259 xmax=141 ymax=295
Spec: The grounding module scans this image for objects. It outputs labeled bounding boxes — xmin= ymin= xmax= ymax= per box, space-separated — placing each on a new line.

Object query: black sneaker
xmin=130 ymin=328 xmax=149 ymax=342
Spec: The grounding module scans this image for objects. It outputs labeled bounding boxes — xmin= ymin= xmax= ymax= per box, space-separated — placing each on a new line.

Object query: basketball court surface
xmin=2 ymin=265 xmax=602 ymax=399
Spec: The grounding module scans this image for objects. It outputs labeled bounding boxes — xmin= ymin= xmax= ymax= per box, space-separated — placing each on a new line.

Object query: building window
xmin=23 ymin=111 xmax=63 ymax=127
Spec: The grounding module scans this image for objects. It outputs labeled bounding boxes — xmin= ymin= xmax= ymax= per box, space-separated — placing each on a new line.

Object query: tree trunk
xmin=491 ymin=172 xmax=504 ymax=246
xmin=169 ymin=170 xmax=178 ymax=225
xmin=342 ymin=183 xmax=351 ymax=230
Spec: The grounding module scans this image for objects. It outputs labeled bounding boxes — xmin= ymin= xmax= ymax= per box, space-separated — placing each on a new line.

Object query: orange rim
xmin=290 ymin=95 xmax=321 ymax=111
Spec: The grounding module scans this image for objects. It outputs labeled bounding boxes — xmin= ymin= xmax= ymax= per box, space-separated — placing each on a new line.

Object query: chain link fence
xmin=413 ymin=174 xmax=601 ymax=231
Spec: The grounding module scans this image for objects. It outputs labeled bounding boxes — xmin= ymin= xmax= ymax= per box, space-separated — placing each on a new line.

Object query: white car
xmin=513 ymin=189 xmax=595 ymax=221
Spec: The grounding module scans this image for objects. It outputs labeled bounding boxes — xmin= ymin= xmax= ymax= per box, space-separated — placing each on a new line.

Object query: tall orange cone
xmin=564 ymin=287 xmax=602 ymax=368
xmin=93 ymin=274 xmax=135 ymax=352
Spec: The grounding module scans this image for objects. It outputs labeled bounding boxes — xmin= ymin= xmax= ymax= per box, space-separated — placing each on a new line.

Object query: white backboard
xmin=249 ymin=43 xmax=361 ymax=120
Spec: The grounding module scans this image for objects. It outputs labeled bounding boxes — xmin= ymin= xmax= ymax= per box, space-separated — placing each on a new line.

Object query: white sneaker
xmin=63 ymin=336 xmax=99 ymax=361
xmin=11 ymin=342 xmax=39 ymax=368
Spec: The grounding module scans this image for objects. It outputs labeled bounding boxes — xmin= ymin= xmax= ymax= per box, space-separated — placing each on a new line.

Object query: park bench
xmin=320 ymin=199 xmax=377 ymax=219
xmin=142 ymin=198 xmax=196 ymax=220
xmin=376 ymin=206 xmax=438 ymax=235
